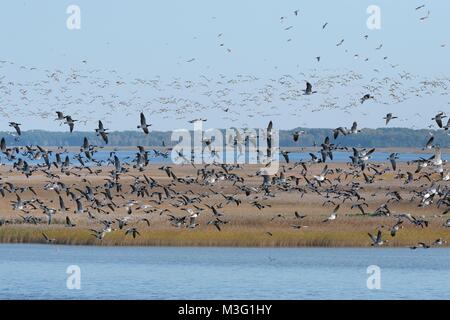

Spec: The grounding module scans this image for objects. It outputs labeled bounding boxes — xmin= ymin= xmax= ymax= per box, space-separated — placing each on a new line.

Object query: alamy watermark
xmin=66 ymin=5 xmax=81 ymax=30
xmin=171 ymin=121 xmax=279 ymax=174
xmin=66 ymin=265 xmax=81 ymax=290
xmin=366 ymin=265 xmax=381 ymax=290
xmin=367 ymin=5 xmax=381 ymax=30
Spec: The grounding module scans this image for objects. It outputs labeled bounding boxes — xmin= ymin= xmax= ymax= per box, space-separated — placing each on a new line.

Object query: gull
xmin=137 ymin=112 xmax=151 ymax=134
xmin=383 ymin=113 xmax=398 ymax=125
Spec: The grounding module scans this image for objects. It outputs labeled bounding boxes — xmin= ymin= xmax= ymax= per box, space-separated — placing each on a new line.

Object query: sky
xmin=0 ymin=0 xmax=449 ymax=132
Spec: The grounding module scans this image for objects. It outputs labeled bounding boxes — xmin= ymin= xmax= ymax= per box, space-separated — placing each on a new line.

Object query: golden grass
xmin=0 ymin=163 xmax=448 ymax=247
xmin=1 ymin=224 xmax=448 ymax=247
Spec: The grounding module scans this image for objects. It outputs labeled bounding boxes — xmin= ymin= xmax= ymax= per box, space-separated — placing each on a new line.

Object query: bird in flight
xmin=137 ymin=112 xmax=151 ymax=134
xmin=383 ymin=113 xmax=398 ymax=125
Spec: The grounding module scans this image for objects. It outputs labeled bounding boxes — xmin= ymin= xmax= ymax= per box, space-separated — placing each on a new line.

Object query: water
xmin=1 ymin=150 xmax=448 ymax=166
xmin=0 ymin=244 xmax=449 ymax=299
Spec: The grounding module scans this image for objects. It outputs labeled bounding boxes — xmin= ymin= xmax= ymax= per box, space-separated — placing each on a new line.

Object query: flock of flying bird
xmin=0 ymin=4 xmax=449 ymax=248
xmin=0 ymin=107 xmax=449 ymax=248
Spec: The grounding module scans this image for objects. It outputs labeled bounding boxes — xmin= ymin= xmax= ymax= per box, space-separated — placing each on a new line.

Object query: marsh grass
xmin=0 ymin=224 xmax=447 ymax=247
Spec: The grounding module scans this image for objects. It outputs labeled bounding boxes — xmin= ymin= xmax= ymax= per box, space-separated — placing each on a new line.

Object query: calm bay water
xmin=1 ymin=150 xmax=448 ymax=166
xmin=0 ymin=244 xmax=449 ymax=299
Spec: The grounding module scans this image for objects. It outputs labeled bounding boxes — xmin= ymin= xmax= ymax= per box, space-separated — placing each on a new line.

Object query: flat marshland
xmin=0 ymin=161 xmax=448 ymax=247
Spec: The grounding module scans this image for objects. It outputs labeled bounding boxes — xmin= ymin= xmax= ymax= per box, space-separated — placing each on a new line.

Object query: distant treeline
xmin=0 ymin=128 xmax=448 ymax=148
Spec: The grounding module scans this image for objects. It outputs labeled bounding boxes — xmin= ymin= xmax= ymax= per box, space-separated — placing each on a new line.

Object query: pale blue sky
xmin=0 ymin=0 xmax=449 ymax=131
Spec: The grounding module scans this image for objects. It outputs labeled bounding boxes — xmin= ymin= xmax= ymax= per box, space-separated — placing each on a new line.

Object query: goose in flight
xmin=322 ymin=205 xmax=339 ymax=222
xmin=42 ymin=232 xmax=56 ymax=244
xmin=383 ymin=113 xmax=398 ymax=125
xmin=303 ymin=82 xmax=317 ymax=95
xmin=390 ymin=219 xmax=403 ymax=237
xmin=349 ymin=121 xmax=361 ymax=134
xmin=64 ymin=116 xmax=77 ymax=133
xmin=425 ymin=135 xmax=434 ymax=149
xmin=137 ymin=112 xmax=151 ymax=134
xmin=333 ymin=127 xmax=347 ymax=139
xmin=360 ymin=94 xmax=374 ymax=104
xmin=389 ymin=153 xmax=399 ymax=171
xmin=294 ymin=211 xmax=307 ymax=219
xmin=431 ymin=146 xmax=443 ymax=166
xmin=432 ymin=112 xmax=446 ymax=128
xmin=90 ymin=229 xmax=106 ymax=240
xmin=55 ymin=111 xmax=64 ymax=121
xmin=95 ymin=120 xmax=109 ymax=144
xmin=125 ymin=227 xmax=141 ymax=238
xmin=9 ymin=122 xmax=22 ymax=136
xmin=65 ymin=216 xmax=76 ymax=228
xmin=292 ymin=130 xmax=305 ymax=142
xmin=368 ymin=230 xmax=387 ymax=246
